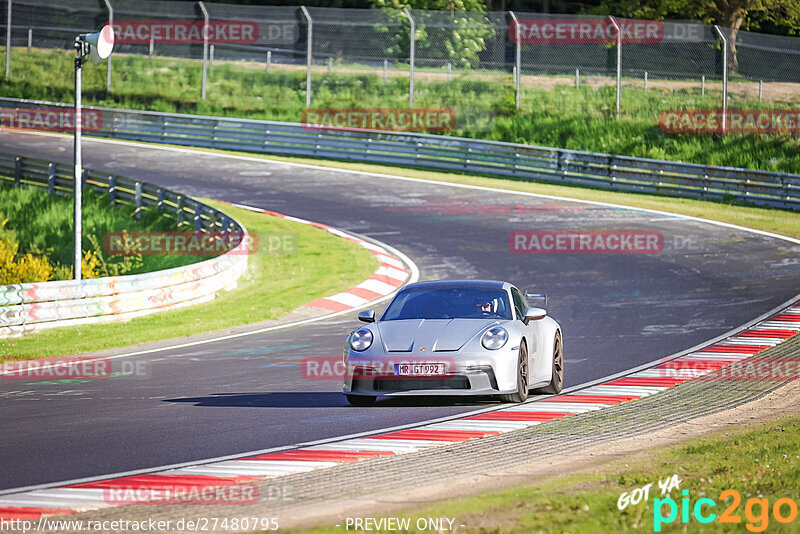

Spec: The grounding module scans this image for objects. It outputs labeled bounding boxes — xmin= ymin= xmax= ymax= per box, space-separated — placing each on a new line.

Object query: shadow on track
xmin=163 ymin=392 xmax=498 ymax=408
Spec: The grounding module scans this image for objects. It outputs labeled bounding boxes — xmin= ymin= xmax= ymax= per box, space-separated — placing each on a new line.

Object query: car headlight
xmin=350 ymin=328 xmax=374 ymax=352
xmin=481 ymin=327 xmax=508 ymax=350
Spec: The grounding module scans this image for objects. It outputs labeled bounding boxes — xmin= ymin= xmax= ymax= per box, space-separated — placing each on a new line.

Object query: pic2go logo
xmin=654 ymin=489 xmax=799 ymax=532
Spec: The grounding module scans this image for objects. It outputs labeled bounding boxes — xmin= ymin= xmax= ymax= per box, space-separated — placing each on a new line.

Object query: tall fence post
xmin=14 ymin=156 xmax=21 ymax=185
xmin=199 ymin=1 xmax=209 ymax=100
xmin=609 ymin=16 xmax=621 ymax=119
xmin=134 ymin=181 xmax=142 ymax=220
xmin=177 ymin=195 xmax=184 ymax=225
xmin=266 ymin=50 xmax=271 ymax=72
xmin=26 ymin=27 xmax=30 ymax=53
xmin=301 ymin=6 xmax=312 ymax=107
xmin=103 ymin=0 xmax=112 ymax=92
xmin=5 ymin=0 xmax=11 ymax=78
xmin=108 ymin=175 xmax=116 ymax=204
xmin=714 ymin=25 xmax=728 ymax=132
xmin=48 ymin=163 xmax=55 ymax=195
xmin=404 ymin=8 xmax=415 ymax=107
xmin=509 ymin=11 xmax=521 ymax=110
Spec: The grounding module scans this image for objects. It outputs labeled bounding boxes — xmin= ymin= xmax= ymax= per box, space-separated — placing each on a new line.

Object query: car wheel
xmin=535 ymin=332 xmax=563 ymax=395
xmin=501 ymin=342 xmax=529 ymax=403
xmin=346 ymin=394 xmax=376 ymax=406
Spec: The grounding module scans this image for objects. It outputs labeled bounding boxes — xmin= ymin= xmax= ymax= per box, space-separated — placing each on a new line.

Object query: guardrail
xmin=0 ymin=152 xmax=248 ymax=337
xmin=2 ymin=97 xmax=800 ymax=211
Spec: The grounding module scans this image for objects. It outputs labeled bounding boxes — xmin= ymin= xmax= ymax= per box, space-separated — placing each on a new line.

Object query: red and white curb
xmin=2 ymin=301 xmax=797 ymax=519
xmin=221 ymin=202 xmax=410 ymax=313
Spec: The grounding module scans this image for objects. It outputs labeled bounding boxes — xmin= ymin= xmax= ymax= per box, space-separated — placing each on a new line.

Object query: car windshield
xmin=381 ymin=286 xmax=512 ymax=320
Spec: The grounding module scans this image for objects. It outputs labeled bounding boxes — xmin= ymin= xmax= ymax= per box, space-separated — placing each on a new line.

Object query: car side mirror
xmin=524 ymin=306 xmax=547 ymax=324
xmin=525 ymin=291 xmax=548 ymax=306
xmin=358 ymin=309 xmax=376 ymax=323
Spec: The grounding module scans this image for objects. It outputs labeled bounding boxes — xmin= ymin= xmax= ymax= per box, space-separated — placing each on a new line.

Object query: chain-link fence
xmin=3 ymin=0 xmax=800 ymax=133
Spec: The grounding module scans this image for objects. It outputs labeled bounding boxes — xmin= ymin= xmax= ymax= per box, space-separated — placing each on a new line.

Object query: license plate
xmin=394 ymin=363 xmax=448 ymax=376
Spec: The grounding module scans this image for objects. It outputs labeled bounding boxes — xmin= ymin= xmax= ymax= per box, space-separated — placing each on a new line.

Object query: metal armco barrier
xmin=0 ymin=152 xmax=248 ymax=338
xmin=2 ymin=97 xmax=798 ymax=211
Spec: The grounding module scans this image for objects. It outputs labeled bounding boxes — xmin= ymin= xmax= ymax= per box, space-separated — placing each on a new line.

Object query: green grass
xmin=291 ymin=414 xmax=800 ymax=533
xmin=2 ymin=47 xmax=800 ymax=173
xmin=0 ymin=184 xmax=205 ymax=278
xmin=1 ymin=199 xmax=378 ymax=360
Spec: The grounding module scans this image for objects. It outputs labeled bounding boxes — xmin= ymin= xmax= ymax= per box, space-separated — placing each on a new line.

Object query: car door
xmin=510 ymin=286 xmax=539 ymax=376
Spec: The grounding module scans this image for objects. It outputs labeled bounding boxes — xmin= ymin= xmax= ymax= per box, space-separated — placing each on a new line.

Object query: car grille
xmin=370 ymin=376 xmax=470 ymax=391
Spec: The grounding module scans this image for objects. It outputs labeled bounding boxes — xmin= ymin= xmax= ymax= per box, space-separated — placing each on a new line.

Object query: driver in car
xmin=476 ymin=299 xmax=494 ymax=316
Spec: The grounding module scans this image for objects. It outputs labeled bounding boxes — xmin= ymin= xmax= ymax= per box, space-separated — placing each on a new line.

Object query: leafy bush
xmin=0 ymin=185 xmax=207 ymax=282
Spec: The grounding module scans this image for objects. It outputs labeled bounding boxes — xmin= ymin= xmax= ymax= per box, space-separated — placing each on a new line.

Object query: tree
xmin=591 ymin=0 xmax=800 ymax=71
xmin=371 ymin=0 xmax=495 ymax=68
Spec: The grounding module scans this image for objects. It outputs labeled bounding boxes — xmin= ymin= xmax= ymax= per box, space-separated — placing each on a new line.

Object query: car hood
xmin=376 ymin=318 xmax=500 ymax=352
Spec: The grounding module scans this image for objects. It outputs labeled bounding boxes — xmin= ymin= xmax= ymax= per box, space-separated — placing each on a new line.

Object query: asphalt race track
xmin=2 ymin=131 xmax=799 ymax=491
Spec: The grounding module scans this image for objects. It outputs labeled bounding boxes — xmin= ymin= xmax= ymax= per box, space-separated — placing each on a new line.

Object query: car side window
xmin=511 ymin=288 xmax=527 ymax=320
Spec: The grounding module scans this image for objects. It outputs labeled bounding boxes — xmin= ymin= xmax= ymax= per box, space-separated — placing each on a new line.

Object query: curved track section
xmin=2 ymin=131 xmax=799 ymax=492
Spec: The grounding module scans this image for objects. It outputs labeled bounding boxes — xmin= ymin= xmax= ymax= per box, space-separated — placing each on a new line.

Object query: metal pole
xmin=383 ymin=58 xmax=387 ymax=83
xmin=714 ymin=25 xmax=728 ymax=132
xmin=149 ymin=38 xmax=153 ymax=62
xmin=5 ymin=0 xmax=11 ymax=78
xmin=644 ymin=70 xmax=648 ymax=92
xmin=209 ymin=43 xmax=214 ymax=69
xmin=447 ymin=61 xmax=451 ymax=81
xmin=327 ymin=55 xmax=332 ymax=75
xmin=199 ymin=1 xmax=209 ymax=100
xmin=609 ymin=16 xmax=621 ymax=119
xmin=73 ymin=40 xmax=84 ymax=280
xmin=103 ymin=0 xmax=112 ymax=92
xmin=405 ymin=8 xmax=414 ymax=107
xmin=575 ymin=67 xmax=579 ymax=88
xmin=300 ymin=6 xmax=312 ymax=107
xmin=26 ymin=28 xmax=30 ymax=53
xmin=759 ymin=80 xmax=763 ymax=101
xmin=509 ymin=11 xmax=521 ymax=110
xmin=701 ymin=75 xmax=705 ymax=96
xmin=266 ymin=50 xmax=271 ymax=72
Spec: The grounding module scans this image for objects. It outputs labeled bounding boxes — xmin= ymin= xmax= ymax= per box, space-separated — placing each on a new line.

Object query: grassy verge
xmin=175 ymin=147 xmax=800 ymax=240
xmin=1 ymin=200 xmax=378 ymax=360
xmin=2 ymin=48 xmax=799 ymax=173
xmin=0 ymin=184 xmax=207 ymax=281
xmin=292 ymin=413 xmax=800 ymax=533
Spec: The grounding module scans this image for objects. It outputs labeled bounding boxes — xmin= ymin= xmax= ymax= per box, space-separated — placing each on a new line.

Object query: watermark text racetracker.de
xmin=509 ymin=230 xmax=663 ymax=254
xmin=655 ymin=356 xmax=800 ymax=382
xmin=509 ymin=18 xmax=663 ymax=43
xmin=1 ymin=356 xmax=149 ymax=381
xmin=1 ymin=516 xmax=279 ymax=533
xmin=103 ymin=482 xmax=260 ymax=506
xmin=302 ymin=356 xmax=457 ymax=381
xmin=113 ymin=20 xmax=258 ymax=44
xmin=661 ymin=109 xmax=800 ymax=133
xmin=103 ymin=231 xmax=297 ymax=256
xmin=0 ymin=107 xmax=102 ymax=133
xmin=301 ymin=108 xmax=456 ymax=133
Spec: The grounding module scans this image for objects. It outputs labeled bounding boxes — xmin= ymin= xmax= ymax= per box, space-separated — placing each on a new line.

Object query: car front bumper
xmin=342 ymin=349 xmax=519 ymax=397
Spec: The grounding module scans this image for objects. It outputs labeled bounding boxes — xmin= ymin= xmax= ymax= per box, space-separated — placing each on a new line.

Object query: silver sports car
xmin=343 ymin=280 xmax=563 ymax=406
